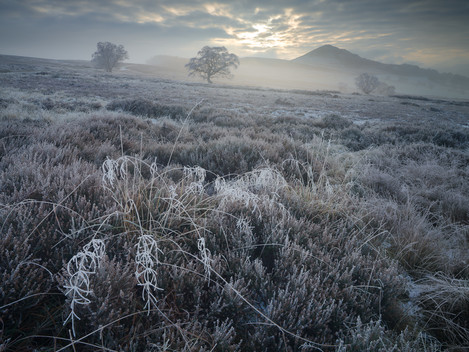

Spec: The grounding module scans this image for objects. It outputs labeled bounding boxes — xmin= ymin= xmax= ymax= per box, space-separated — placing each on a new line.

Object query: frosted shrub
xmin=215 ymin=176 xmax=260 ymax=211
xmin=230 ymin=167 xmax=288 ymax=194
xmin=101 ymin=157 xmax=165 ymax=312
xmin=106 ymin=99 xmax=187 ymax=119
xmin=183 ymin=166 xmax=206 ymax=195
xmin=99 ymin=156 xmax=215 ymax=316
xmin=214 ymin=167 xmax=289 ymax=221
xmin=236 ymin=216 xmax=254 ymax=236
xmin=336 ymin=317 xmax=442 ymax=352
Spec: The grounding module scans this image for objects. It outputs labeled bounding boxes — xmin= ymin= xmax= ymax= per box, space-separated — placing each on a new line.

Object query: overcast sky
xmin=1 ymin=0 xmax=468 ymax=76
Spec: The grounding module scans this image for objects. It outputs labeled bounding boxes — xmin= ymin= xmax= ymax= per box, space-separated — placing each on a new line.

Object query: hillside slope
xmin=294 ymin=45 xmax=469 ymax=96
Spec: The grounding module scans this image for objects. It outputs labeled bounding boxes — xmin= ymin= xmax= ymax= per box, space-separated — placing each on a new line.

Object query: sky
xmin=1 ymin=0 xmax=468 ymax=76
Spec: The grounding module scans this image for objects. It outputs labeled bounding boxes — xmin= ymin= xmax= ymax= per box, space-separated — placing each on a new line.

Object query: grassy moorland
xmin=1 ymin=55 xmax=469 ymax=351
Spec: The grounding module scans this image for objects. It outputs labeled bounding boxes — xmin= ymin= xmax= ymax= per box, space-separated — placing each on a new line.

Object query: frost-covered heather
xmin=1 ymin=55 xmax=468 ymax=351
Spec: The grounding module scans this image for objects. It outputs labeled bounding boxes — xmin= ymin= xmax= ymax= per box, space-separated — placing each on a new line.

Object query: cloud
xmin=1 ymin=0 xmax=468 ymax=75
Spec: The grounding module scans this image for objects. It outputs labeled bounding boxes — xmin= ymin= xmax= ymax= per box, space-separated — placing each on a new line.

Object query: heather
xmin=1 ymin=57 xmax=468 ymax=351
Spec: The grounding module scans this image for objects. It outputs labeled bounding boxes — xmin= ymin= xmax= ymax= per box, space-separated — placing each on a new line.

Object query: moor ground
xmin=1 ymin=56 xmax=469 ymax=351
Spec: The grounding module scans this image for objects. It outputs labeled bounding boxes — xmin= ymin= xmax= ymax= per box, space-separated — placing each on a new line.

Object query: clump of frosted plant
xmin=215 ymin=168 xmax=289 ymax=221
xmin=183 ymin=166 xmax=206 ymax=195
xmin=101 ymin=156 xmax=164 ymax=313
xmin=216 ymin=168 xmax=287 ymax=202
xmin=150 ymin=160 xmax=158 ymax=178
xmin=102 ymin=156 xmax=131 ymax=187
xmin=245 ymin=168 xmax=288 ymax=194
xmin=260 ymin=194 xmax=290 ymax=226
xmin=63 ymin=239 xmax=105 ymax=336
xmin=197 ymin=237 xmax=212 ymax=283
xmin=102 ymin=157 xmax=119 ymax=186
xmin=103 ymin=156 xmax=155 ymax=187
xmin=215 ymin=177 xmax=260 ymax=212
xmin=235 ymin=216 xmax=255 ymax=248
xmin=236 ymin=216 xmax=253 ymax=236
xmin=135 ymin=233 xmax=163 ymax=314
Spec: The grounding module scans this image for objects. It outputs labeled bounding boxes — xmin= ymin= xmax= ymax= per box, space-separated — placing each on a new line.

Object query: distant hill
xmin=293 ymin=45 xmax=376 ymax=69
xmin=293 ymin=45 xmax=469 ymax=94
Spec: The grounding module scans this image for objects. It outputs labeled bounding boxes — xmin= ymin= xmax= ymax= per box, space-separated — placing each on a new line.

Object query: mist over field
xmin=147 ymin=47 xmax=469 ymax=100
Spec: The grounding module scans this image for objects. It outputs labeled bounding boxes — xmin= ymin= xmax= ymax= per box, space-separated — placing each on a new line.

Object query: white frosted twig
xmin=135 ymin=233 xmax=163 ymax=314
xmin=102 ymin=157 xmax=118 ymax=186
xmin=63 ymin=239 xmax=105 ymax=336
xmin=197 ymin=237 xmax=212 ymax=283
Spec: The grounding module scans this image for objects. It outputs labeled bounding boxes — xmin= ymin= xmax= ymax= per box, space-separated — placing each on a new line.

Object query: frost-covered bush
xmin=41 ymin=97 xmax=102 ymax=112
xmin=314 ymin=114 xmax=352 ymax=130
xmin=107 ymin=98 xmax=186 ymax=119
xmin=335 ymin=317 xmax=441 ymax=352
xmin=0 ymin=138 xmax=114 ymax=350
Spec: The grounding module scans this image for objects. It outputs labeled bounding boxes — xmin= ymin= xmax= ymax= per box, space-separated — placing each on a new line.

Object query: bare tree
xmin=92 ymin=42 xmax=128 ymax=73
xmin=355 ymin=73 xmax=380 ymax=94
xmin=186 ymin=46 xmax=239 ymax=83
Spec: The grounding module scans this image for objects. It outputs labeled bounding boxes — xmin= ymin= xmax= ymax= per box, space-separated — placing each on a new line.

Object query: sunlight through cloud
xmin=1 ymin=0 xmax=468 ymax=75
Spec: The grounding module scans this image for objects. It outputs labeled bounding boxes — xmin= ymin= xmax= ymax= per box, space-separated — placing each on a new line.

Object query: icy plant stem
xmin=63 ymin=239 xmax=105 ymax=336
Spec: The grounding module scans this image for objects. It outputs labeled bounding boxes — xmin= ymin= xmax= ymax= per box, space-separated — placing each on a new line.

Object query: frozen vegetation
xmin=1 ymin=55 xmax=469 ymax=351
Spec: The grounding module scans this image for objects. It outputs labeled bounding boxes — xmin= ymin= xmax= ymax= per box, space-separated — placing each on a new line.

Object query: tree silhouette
xmin=355 ymin=73 xmax=380 ymax=94
xmin=92 ymin=42 xmax=128 ymax=73
xmin=186 ymin=46 xmax=239 ymax=83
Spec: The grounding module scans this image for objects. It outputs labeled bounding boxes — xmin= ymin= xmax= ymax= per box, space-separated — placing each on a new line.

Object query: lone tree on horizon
xmin=355 ymin=73 xmax=380 ymax=94
xmin=186 ymin=46 xmax=239 ymax=83
xmin=92 ymin=42 xmax=128 ymax=73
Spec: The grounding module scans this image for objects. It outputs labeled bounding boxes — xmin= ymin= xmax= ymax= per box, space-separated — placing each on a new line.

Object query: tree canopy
xmin=91 ymin=42 xmax=128 ymax=73
xmin=355 ymin=73 xmax=380 ymax=94
xmin=186 ymin=46 xmax=239 ymax=83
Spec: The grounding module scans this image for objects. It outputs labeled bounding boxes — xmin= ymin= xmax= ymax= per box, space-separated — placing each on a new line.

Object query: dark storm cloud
xmin=0 ymin=0 xmax=468 ymax=75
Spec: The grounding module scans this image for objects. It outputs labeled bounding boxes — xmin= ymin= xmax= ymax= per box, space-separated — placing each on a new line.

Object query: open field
xmin=1 ymin=55 xmax=469 ymax=351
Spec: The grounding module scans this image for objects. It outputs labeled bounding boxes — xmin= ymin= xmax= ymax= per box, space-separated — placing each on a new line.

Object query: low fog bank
xmin=146 ymin=55 xmax=468 ymax=100
xmin=1 ymin=53 xmax=465 ymax=100
xmin=146 ymin=55 xmax=357 ymax=91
